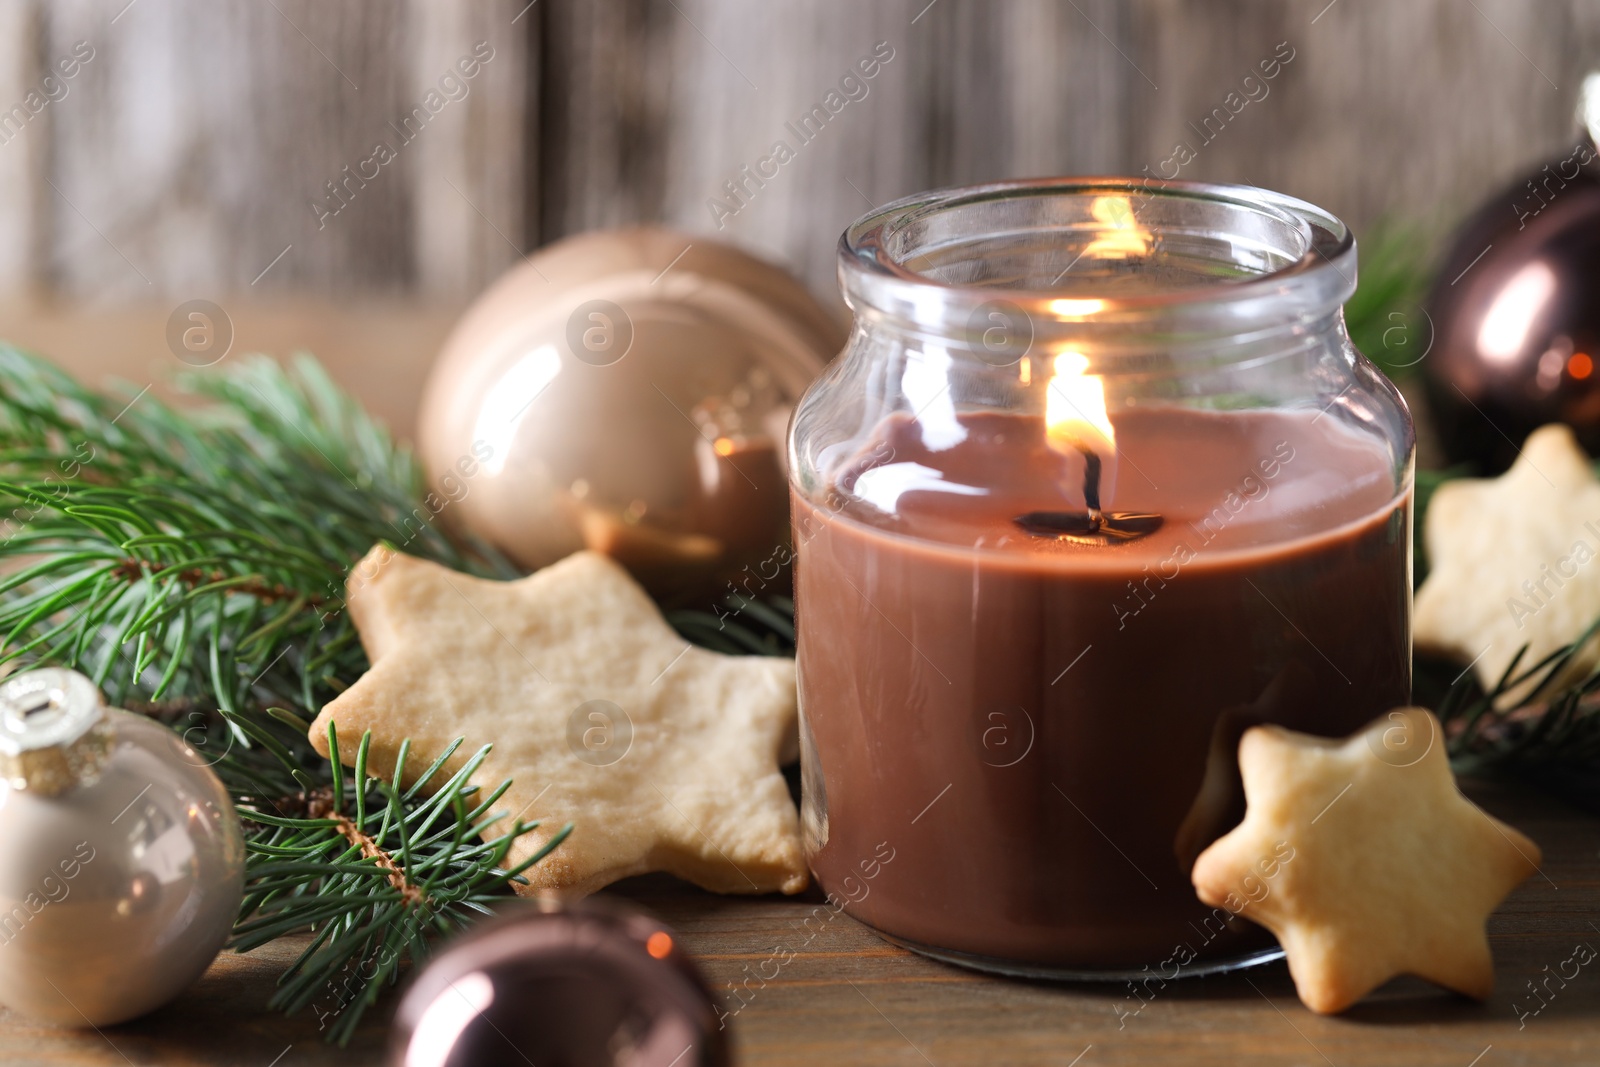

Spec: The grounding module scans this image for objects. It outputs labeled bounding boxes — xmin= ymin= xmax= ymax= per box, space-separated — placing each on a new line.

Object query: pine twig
xmin=0 ymin=345 xmax=553 ymax=1043
xmin=230 ymin=722 xmax=571 ymax=1046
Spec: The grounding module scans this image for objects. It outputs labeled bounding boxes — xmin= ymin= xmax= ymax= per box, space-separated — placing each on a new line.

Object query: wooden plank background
xmin=0 ymin=0 xmax=1595 ymax=305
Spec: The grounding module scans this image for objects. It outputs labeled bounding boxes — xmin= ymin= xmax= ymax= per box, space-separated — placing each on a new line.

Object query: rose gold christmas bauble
xmin=418 ymin=228 xmax=843 ymax=607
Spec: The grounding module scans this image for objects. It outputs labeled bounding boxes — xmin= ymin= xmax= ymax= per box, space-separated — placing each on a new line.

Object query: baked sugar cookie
xmin=308 ymin=545 xmax=807 ymax=898
xmin=1191 ymin=708 xmax=1541 ymax=1013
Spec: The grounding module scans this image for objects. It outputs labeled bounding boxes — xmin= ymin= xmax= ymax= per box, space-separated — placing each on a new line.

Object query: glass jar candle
xmin=788 ymin=178 xmax=1413 ymax=977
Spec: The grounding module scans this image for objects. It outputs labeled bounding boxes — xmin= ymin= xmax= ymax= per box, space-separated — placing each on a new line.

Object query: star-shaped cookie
xmin=308 ymin=545 xmax=807 ymax=898
xmin=1191 ymin=708 xmax=1541 ymax=1014
xmin=1415 ymin=424 xmax=1600 ymax=707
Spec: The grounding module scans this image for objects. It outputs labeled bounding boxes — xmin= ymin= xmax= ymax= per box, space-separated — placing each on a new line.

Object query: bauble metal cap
xmin=0 ymin=667 xmax=110 ymax=795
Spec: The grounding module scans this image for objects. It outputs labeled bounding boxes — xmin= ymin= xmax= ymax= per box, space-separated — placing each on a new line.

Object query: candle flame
xmin=1046 ymin=351 xmax=1115 ymax=458
xmin=1081 ymin=195 xmax=1150 ymax=259
xmin=1047 ymin=298 xmax=1106 ymax=318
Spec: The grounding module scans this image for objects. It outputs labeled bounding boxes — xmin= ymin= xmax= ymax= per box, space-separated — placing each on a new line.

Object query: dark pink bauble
xmin=388 ymin=902 xmax=730 ymax=1067
xmin=1423 ymin=136 xmax=1600 ymax=472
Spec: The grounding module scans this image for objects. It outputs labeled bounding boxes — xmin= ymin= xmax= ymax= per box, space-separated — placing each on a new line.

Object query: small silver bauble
xmin=0 ymin=668 xmax=245 ymax=1026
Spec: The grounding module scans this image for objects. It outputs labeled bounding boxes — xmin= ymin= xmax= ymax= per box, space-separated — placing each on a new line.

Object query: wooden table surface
xmin=2 ymin=779 xmax=1593 ymax=1067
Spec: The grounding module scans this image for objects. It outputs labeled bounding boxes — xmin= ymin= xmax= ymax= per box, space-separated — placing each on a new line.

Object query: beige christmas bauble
xmin=0 ymin=668 xmax=245 ymax=1027
xmin=417 ymin=228 xmax=843 ymax=606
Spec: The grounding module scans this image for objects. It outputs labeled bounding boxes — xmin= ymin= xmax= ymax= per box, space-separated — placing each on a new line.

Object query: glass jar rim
xmin=839 ymin=177 xmax=1356 ymax=338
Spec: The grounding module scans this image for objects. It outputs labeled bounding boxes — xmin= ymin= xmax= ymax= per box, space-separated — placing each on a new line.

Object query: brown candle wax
xmin=792 ymin=406 xmax=1409 ymax=971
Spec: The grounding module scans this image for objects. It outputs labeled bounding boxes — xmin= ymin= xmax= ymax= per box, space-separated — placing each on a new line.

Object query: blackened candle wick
xmin=1012 ymin=440 xmax=1163 ymax=543
xmin=1077 ymin=443 xmax=1104 ymax=520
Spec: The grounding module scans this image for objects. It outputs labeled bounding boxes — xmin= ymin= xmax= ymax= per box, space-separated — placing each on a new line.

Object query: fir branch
xmin=230 ymin=723 xmax=570 ymax=1046
xmin=0 ymin=344 xmax=553 ymax=1043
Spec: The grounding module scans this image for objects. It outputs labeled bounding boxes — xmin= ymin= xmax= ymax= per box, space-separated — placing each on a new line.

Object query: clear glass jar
xmin=788 ymin=178 xmax=1413 ymax=978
